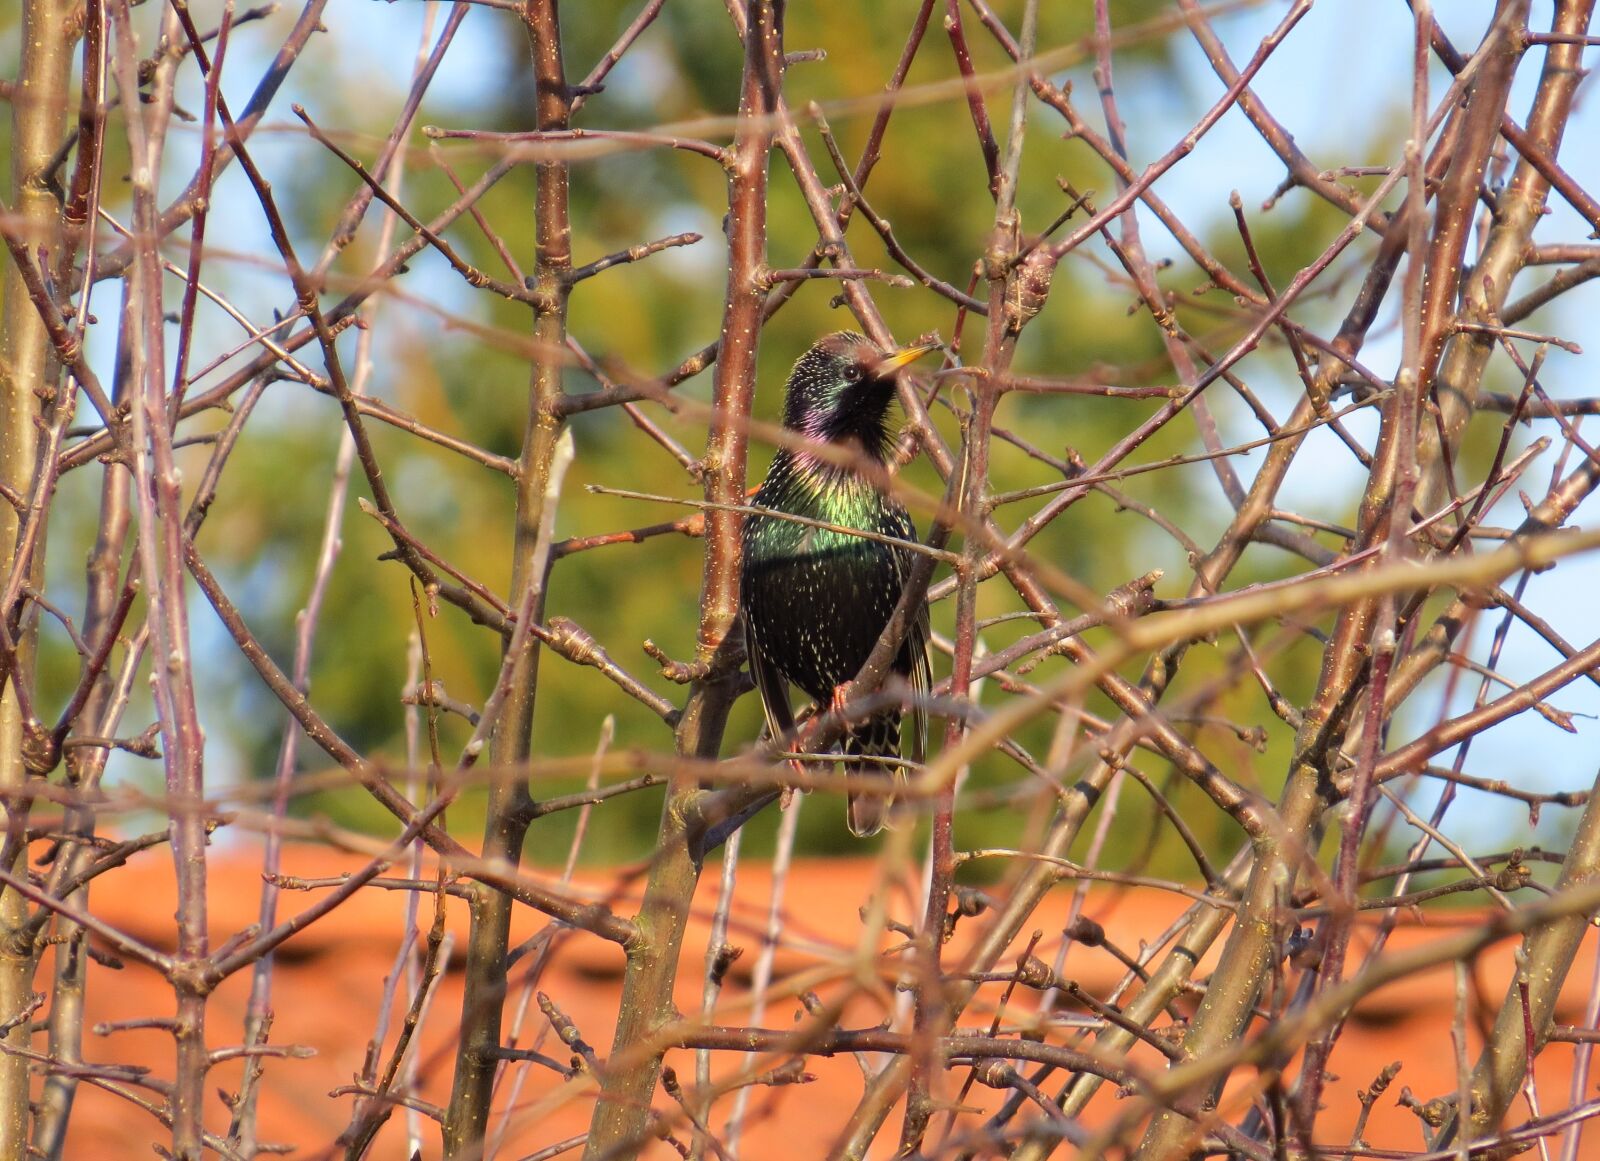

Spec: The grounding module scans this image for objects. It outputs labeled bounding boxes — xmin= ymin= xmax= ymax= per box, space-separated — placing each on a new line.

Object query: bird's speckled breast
xmin=741 ymin=456 xmax=916 ymax=702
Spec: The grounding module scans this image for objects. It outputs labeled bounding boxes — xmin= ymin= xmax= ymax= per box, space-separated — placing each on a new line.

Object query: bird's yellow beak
xmin=874 ymin=341 xmax=941 ymax=374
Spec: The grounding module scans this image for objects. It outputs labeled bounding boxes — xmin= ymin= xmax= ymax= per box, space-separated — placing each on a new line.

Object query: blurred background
xmin=5 ymin=0 xmax=1597 ymax=872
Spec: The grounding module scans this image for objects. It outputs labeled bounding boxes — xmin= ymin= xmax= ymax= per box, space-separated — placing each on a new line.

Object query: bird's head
xmin=781 ymin=332 xmax=939 ymax=461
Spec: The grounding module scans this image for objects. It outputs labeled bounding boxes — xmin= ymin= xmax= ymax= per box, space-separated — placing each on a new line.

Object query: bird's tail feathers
xmin=844 ymin=714 xmax=903 ymax=837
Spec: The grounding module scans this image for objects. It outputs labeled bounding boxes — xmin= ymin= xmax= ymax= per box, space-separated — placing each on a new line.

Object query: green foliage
xmin=7 ymin=2 xmax=1464 ymax=870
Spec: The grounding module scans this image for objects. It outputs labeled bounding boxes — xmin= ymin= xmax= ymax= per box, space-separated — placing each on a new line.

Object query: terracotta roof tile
xmin=48 ymin=847 xmax=1600 ymax=1158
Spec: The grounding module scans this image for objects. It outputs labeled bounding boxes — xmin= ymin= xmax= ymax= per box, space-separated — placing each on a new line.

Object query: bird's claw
xmin=828 ymin=682 xmax=855 ymax=719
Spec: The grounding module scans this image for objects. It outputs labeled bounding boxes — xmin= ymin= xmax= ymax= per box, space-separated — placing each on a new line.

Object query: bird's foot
xmin=828 ymin=681 xmax=856 ymax=721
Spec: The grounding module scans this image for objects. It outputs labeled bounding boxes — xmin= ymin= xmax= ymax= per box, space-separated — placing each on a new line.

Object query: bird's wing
xmin=884 ymin=510 xmax=933 ymax=767
xmin=907 ymin=601 xmax=932 ymax=765
xmin=746 ymin=617 xmax=798 ymax=753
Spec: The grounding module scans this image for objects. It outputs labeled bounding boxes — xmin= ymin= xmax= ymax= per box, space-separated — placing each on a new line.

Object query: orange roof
xmin=49 ymin=846 xmax=1600 ymax=1157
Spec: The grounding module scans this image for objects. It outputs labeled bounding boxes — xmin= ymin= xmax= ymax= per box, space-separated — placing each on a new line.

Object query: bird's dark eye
xmin=842 ymin=365 xmax=863 ymax=384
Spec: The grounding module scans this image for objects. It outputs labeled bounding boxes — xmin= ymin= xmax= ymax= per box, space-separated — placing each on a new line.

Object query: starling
xmin=740 ymin=332 xmax=936 ymax=836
